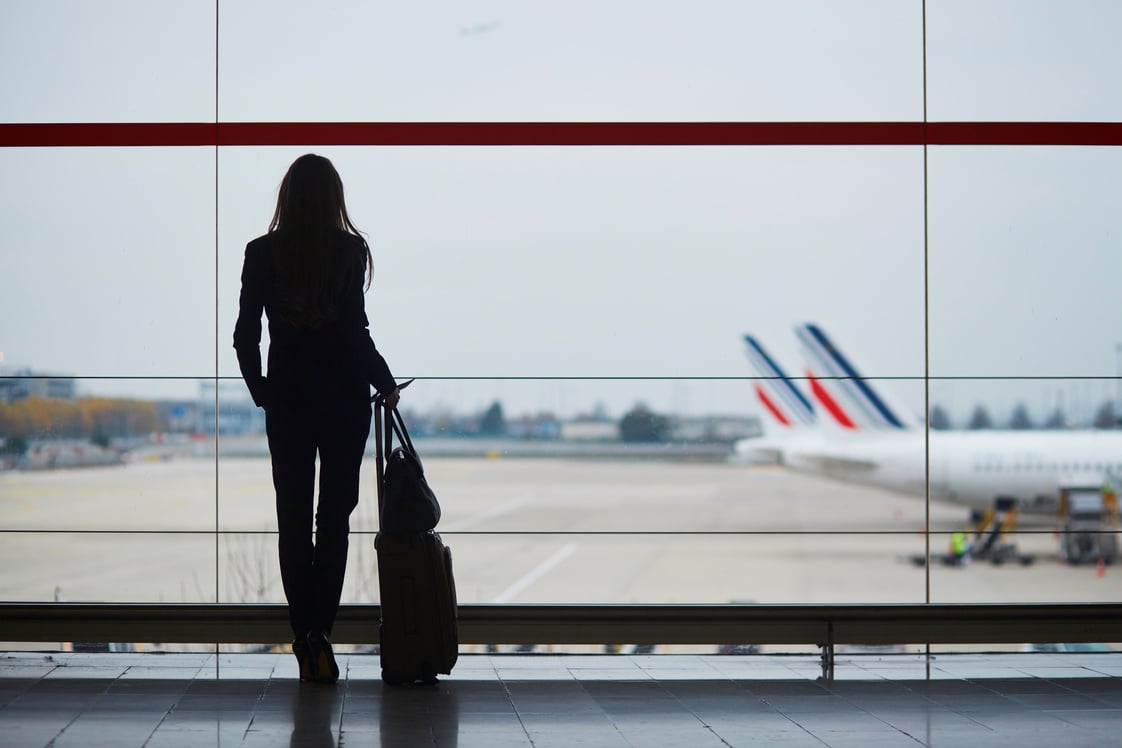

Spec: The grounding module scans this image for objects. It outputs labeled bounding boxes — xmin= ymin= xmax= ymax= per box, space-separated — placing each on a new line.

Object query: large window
xmin=2 ymin=1 xmax=1119 ymax=647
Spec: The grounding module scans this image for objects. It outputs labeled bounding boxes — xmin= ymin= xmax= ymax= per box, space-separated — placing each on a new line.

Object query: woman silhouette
xmin=234 ymin=154 xmax=400 ymax=683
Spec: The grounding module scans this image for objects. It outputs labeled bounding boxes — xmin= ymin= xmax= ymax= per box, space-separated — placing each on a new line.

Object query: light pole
xmin=1115 ymin=343 xmax=1122 ymax=427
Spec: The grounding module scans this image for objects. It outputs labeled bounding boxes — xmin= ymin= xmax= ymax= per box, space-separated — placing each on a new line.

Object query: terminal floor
xmin=2 ymin=652 xmax=1121 ymax=746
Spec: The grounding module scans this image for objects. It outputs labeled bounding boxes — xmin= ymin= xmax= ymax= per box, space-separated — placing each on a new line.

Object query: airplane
xmin=736 ymin=324 xmax=1122 ymax=518
xmin=459 ymin=21 xmax=502 ymax=36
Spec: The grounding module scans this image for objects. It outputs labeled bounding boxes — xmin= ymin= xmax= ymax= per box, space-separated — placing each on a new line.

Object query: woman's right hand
xmin=384 ymin=387 xmax=400 ymax=410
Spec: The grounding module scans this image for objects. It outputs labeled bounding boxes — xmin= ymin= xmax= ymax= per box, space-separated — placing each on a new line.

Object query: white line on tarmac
xmin=490 ymin=543 xmax=579 ymax=604
xmin=441 ymin=497 xmax=532 ymax=532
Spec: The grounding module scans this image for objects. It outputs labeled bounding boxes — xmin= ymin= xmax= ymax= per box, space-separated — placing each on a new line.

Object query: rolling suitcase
xmin=375 ymin=531 xmax=458 ymax=684
xmin=374 ymin=394 xmax=458 ymax=684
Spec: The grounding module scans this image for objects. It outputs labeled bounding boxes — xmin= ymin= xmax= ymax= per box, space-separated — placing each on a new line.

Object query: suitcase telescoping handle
xmin=372 ymin=379 xmax=414 ymax=521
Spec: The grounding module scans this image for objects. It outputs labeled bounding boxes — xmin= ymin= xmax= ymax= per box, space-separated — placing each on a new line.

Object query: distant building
xmin=560 ymin=419 xmax=619 ymax=442
xmin=0 ymin=367 xmax=76 ymax=403
xmin=152 ymin=401 xmax=200 ymax=434
xmin=507 ymin=413 xmax=561 ymax=440
xmin=194 ymin=380 xmax=265 ymax=436
xmin=669 ymin=415 xmax=761 ymax=443
xmin=560 ymin=415 xmax=760 ymax=443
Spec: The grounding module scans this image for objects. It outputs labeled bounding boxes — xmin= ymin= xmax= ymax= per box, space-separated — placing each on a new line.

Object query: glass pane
xmin=926 ymin=376 xmax=1121 ymax=604
xmin=0 ymin=377 xmax=218 ymax=532
xmin=213 ymin=375 xmax=937 ymax=534
xmin=0 ymin=532 xmax=216 ymax=603
xmin=0 ymin=148 xmax=216 ymax=386
xmin=218 ymin=531 xmax=283 ymax=605
xmin=0 ymin=0 xmax=216 ymax=123
xmin=928 ymin=148 xmax=1122 ymax=381
xmin=928 ymin=532 xmax=1119 ymax=604
xmin=365 ymin=533 xmax=927 ymax=606
xmin=219 ymin=1 xmax=921 ymax=122
xmin=927 ymin=1 xmax=1122 ymax=121
xmin=218 ymin=146 xmax=926 ymax=384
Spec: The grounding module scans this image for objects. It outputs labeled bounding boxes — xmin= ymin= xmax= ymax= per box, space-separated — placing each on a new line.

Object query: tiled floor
xmin=2 ymin=651 xmax=1121 ymax=746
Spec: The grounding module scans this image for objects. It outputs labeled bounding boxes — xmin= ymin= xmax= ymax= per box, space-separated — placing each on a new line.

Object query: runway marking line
xmin=491 ymin=543 xmax=579 ymax=604
xmin=441 ymin=497 xmax=532 ymax=533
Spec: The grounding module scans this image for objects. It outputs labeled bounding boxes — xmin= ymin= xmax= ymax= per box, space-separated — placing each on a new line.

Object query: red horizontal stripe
xmin=927 ymin=122 xmax=1122 ymax=146
xmin=219 ymin=121 xmax=929 ymax=146
xmin=0 ymin=123 xmax=217 ymax=147
xmin=1 ymin=121 xmax=1120 ymax=147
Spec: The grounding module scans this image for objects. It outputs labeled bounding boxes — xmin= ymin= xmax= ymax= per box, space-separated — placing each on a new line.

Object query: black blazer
xmin=233 ymin=231 xmax=396 ymax=408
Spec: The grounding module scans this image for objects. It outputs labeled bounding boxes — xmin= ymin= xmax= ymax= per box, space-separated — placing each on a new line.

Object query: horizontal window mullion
xmin=3 ymin=121 xmax=1122 ymax=147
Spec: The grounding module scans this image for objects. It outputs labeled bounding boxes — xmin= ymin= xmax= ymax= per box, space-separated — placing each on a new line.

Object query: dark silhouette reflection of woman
xmin=234 ymin=154 xmax=400 ymax=684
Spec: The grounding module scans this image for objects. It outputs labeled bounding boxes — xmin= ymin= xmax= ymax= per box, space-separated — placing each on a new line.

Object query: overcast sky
xmin=2 ymin=1 xmax=1120 ymax=425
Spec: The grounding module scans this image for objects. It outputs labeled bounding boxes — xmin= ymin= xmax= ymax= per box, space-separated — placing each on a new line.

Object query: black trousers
xmin=266 ymin=399 xmax=371 ymax=639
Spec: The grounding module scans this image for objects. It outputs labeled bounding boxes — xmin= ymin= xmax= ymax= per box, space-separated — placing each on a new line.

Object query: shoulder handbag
xmin=374 ymin=386 xmax=441 ymax=533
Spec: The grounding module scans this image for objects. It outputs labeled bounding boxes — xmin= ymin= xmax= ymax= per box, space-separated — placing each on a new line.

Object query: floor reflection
xmin=2 ymin=653 xmax=1120 ymax=748
xmin=379 ymin=680 xmax=461 ymax=746
xmin=289 ymin=683 xmax=343 ymax=748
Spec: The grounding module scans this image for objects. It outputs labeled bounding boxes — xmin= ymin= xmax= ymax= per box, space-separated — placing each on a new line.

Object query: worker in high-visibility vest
xmin=950 ymin=531 xmax=969 ymax=565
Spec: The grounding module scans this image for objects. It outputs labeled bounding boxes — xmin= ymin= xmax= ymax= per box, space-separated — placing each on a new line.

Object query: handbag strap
xmin=371 ymin=379 xmax=414 ymax=522
xmin=374 ymin=401 xmax=386 ymax=520
xmin=388 ymin=406 xmax=417 ymax=457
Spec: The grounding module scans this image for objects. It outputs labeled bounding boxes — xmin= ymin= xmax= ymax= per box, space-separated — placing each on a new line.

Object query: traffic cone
xmin=1096 ymin=558 xmax=1106 ymax=578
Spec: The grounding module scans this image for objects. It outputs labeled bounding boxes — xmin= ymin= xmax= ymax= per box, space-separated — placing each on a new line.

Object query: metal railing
xmin=4 ymin=602 xmax=1120 ymax=679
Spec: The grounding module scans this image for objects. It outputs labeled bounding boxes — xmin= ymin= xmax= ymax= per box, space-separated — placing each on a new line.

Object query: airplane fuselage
xmin=739 ymin=430 xmax=1122 ymax=514
xmin=739 ymin=324 xmax=1122 ymax=516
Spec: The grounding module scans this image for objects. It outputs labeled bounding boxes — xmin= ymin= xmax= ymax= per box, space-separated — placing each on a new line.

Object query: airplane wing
xmin=799 ymin=453 xmax=878 ymax=473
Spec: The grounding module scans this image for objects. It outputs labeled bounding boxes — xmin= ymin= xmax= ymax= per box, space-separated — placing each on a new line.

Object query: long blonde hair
xmin=269 ymin=154 xmax=373 ymax=327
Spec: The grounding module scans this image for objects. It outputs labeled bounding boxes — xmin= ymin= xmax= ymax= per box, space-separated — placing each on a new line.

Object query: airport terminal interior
xmin=2 ymin=650 xmax=1121 ymax=747
xmin=5 ymin=2 xmax=1122 ymax=746
xmin=3 ymin=460 xmax=1121 ymax=746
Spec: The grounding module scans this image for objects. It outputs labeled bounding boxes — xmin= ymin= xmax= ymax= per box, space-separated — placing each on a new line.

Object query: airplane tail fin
xmin=743 ymin=334 xmax=815 ymax=429
xmin=795 ymin=323 xmax=914 ymax=432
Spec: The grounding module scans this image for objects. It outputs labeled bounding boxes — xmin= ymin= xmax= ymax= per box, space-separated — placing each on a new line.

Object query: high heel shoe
xmin=293 ymin=637 xmax=313 ymax=682
xmin=307 ymin=631 xmax=339 ymax=684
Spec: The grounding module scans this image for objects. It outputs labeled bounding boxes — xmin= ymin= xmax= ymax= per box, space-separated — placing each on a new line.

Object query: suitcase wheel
xmin=381 ymin=668 xmax=438 ymax=686
xmin=381 ymin=670 xmax=407 ymax=686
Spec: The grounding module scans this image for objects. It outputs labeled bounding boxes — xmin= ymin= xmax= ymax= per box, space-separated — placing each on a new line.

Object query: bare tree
xmin=223 ymin=530 xmax=279 ymax=604
xmin=1008 ymin=403 xmax=1034 ymax=430
xmin=348 ymin=486 xmax=382 ymax=604
xmin=928 ymin=404 xmax=952 ymax=430
xmin=1093 ymin=400 xmax=1117 ymax=430
xmin=967 ymin=405 xmax=993 ymax=430
xmin=1044 ymin=407 xmax=1066 ymax=429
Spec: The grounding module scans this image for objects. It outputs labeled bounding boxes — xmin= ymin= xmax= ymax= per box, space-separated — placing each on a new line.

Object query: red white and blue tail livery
xmin=737 ymin=323 xmax=1122 ymax=521
xmin=795 ymin=323 xmax=913 ymax=431
xmin=743 ymin=335 xmax=815 ymax=429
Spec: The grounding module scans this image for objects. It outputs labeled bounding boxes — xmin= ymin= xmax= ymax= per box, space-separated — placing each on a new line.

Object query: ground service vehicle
xmin=1058 ymin=487 xmax=1119 ymax=565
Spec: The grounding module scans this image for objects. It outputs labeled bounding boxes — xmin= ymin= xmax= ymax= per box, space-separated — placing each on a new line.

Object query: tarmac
xmin=1 ymin=456 xmax=1118 ymax=634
